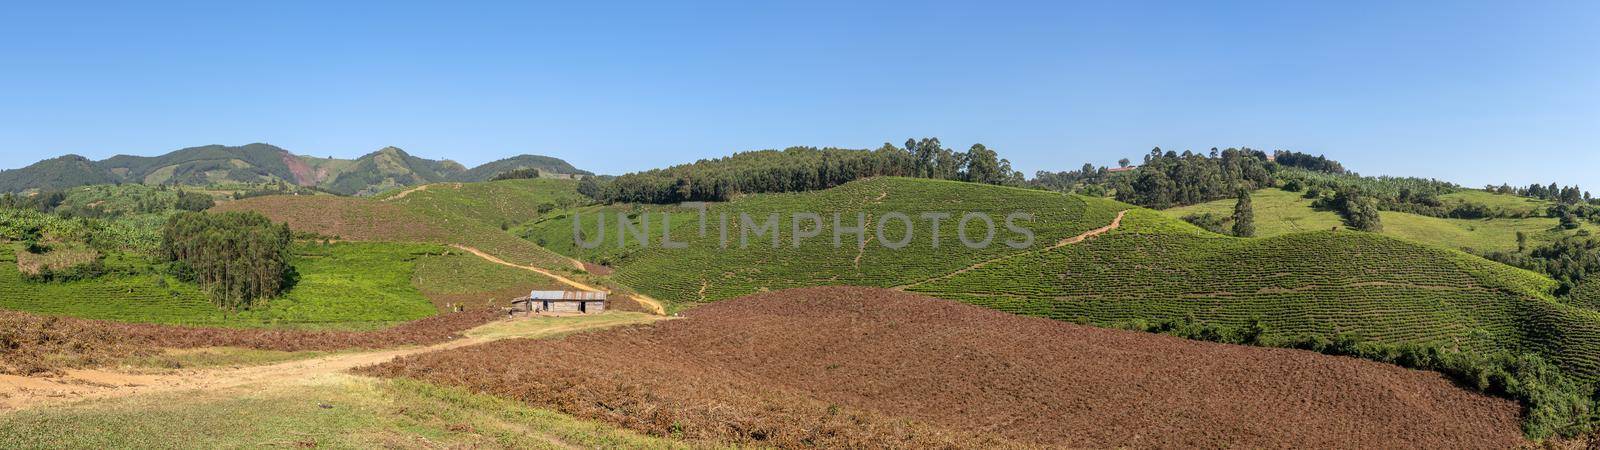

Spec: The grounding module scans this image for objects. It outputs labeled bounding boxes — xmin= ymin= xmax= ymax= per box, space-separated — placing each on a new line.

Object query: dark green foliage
xmin=1231 ymin=188 xmax=1255 ymax=237
xmin=587 ymin=139 xmax=1024 ymax=204
xmin=1481 ymin=235 xmax=1600 ymax=295
xmin=1107 ymin=147 xmax=1276 ymax=209
xmin=174 ymin=191 xmax=215 ymax=212
xmin=1495 ymin=182 xmax=1589 ymax=205
xmin=1181 ymin=212 xmax=1228 ymax=234
xmin=1316 ymin=188 xmax=1383 ymax=231
xmin=326 ymin=147 xmax=467 ymax=196
xmin=1 ymin=144 xmax=591 ymax=198
xmin=489 ymin=168 xmax=543 ymax=181
xmin=1271 ymin=151 xmax=1346 ymax=174
xmin=454 ymin=154 xmax=591 ymax=182
xmin=1280 ymin=178 xmax=1304 ymax=192
xmin=0 ymin=155 xmax=117 ymax=193
xmin=161 ymin=211 xmax=294 ymax=309
xmin=1276 ymin=166 xmax=1490 ymax=218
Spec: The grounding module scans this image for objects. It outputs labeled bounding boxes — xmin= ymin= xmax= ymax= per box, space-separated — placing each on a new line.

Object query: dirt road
xmin=451 ymin=245 xmax=667 ymax=315
xmin=0 ymin=313 xmax=665 ymax=412
xmin=381 ymin=183 xmax=460 ymax=201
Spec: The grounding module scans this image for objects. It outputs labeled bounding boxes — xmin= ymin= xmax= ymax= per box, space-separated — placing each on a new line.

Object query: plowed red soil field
xmin=360 ymin=287 xmax=1525 ymax=448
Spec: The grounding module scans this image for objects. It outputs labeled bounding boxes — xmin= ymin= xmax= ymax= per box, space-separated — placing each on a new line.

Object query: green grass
xmin=1441 ymin=190 xmax=1553 ymax=216
xmin=0 ymin=242 xmax=442 ymax=329
xmin=525 ymin=177 xmax=1125 ymax=307
xmin=375 ymin=178 xmax=587 ymax=227
xmin=218 ymin=180 xmax=587 ymax=273
xmin=522 ymin=178 xmax=1600 ymax=382
xmin=410 ymin=249 xmax=566 ymax=311
xmin=1164 ymin=188 xmax=1595 ymax=252
xmin=463 ymin=312 xmax=671 ymax=340
xmin=0 ymin=376 xmax=698 ymax=449
xmin=243 ymin=242 xmax=442 ymax=328
xmin=913 ymin=208 xmax=1600 ymax=381
xmin=117 ymin=347 xmax=336 ymax=371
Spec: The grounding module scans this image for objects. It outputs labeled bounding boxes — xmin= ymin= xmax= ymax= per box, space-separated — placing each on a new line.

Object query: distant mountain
xmin=0 ymin=155 xmax=118 ymax=192
xmin=0 ymin=144 xmax=589 ymax=196
xmin=453 ymin=154 xmax=593 ymax=182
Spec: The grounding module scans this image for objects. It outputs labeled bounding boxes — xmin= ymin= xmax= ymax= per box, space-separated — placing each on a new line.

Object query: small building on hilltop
xmin=511 ymin=290 xmax=607 ymax=314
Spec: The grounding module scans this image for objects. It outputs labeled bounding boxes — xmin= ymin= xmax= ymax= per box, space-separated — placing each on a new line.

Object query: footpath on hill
xmin=894 ymin=209 xmax=1128 ymax=290
xmin=449 ymin=245 xmax=667 ymax=315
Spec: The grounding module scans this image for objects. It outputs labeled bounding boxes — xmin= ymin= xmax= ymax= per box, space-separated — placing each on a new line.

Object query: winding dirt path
xmin=382 ymin=182 xmax=460 ymax=201
xmin=0 ymin=314 xmax=666 ymax=412
xmin=893 ymin=210 xmax=1127 ymax=290
xmin=451 ymin=245 xmax=666 ymax=315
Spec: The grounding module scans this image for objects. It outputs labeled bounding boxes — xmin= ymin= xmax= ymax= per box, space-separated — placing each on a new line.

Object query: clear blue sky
xmin=2 ymin=1 xmax=1596 ymax=189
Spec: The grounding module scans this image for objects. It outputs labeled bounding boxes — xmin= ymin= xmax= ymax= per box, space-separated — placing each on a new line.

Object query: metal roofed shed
xmin=511 ymin=290 xmax=607 ymax=314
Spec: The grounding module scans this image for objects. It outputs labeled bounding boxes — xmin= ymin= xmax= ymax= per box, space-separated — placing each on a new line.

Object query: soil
xmin=0 ymin=308 xmax=500 ymax=376
xmin=361 ymin=286 xmax=1525 ymax=449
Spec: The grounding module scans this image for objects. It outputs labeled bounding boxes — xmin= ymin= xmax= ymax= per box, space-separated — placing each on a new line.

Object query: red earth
xmin=361 ymin=286 xmax=1525 ymax=448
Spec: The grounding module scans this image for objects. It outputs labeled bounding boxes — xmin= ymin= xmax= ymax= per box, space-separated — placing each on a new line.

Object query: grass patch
xmin=1164 ymin=188 xmax=1596 ymax=252
xmin=119 ymin=347 xmax=335 ymax=371
xmin=0 ymin=242 xmax=440 ymax=329
xmin=464 ymin=312 xmax=670 ymax=340
xmin=411 ymin=249 xmax=566 ymax=312
xmin=0 ymin=376 xmax=697 ymax=449
xmin=525 ymin=177 xmax=1126 ymax=305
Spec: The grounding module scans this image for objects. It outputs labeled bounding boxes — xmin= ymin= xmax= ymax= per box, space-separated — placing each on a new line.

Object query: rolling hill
xmin=522 ymin=177 xmax=1600 ymax=383
xmin=0 ymin=144 xmax=589 ymax=196
xmin=213 ymin=178 xmax=591 ymax=276
xmin=452 ymin=154 xmax=593 ymax=182
xmin=1163 ymin=187 xmax=1596 ymax=253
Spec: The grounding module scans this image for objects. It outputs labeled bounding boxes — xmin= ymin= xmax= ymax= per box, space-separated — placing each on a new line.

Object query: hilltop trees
xmin=1107 ymin=148 xmax=1275 ymax=209
xmin=161 ymin=211 xmax=294 ymax=310
xmin=584 ymin=139 xmax=1025 ymax=204
xmin=1232 ymin=189 xmax=1255 ymax=237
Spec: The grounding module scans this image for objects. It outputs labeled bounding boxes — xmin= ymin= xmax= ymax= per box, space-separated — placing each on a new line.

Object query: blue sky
xmin=2 ymin=1 xmax=1596 ymax=189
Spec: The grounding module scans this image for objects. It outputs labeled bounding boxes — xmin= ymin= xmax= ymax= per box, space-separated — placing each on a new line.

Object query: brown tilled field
xmin=361 ymin=286 xmax=1525 ymax=449
xmin=211 ymin=196 xmax=448 ymax=242
xmin=0 ymin=309 xmax=498 ymax=375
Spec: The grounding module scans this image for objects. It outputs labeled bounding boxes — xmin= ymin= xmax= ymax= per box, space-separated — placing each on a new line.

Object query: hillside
xmin=1 ymin=242 xmax=432 ymax=328
xmin=526 ymin=177 xmax=1123 ymax=306
xmin=1164 ymin=187 xmax=1596 ymax=253
xmin=0 ymin=144 xmax=588 ymax=196
xmin=451 ymin=154 xmax=592 ymax=182
xmin=363 ymin=287 xmax=1524 ymax=448
xmin=214 ymin=178 xmax=588 ymax=274
xmin=521 ymin=177 xmax=1600 ymax=382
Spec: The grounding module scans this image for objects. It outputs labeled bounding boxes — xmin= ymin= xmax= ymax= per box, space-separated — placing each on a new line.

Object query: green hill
xmin=0 ymin=144 xmax=589 ymax=197
xmin=524 ymin=177 xmax=1600 ymax=381
xmin=216 ymin=179 xmax=589 ymax=273
xmin=0 ymin=155 xmax=118 ymax=192
xmin=451 ymin=155 xmax=592 ymax=182
xmin=0 ymin=242 xmax=443 ymax=329
xmin=1164 ymin=188 xmax=1596 ymax=253
xmin=524 ymin=177 xmax=1122 ymax=304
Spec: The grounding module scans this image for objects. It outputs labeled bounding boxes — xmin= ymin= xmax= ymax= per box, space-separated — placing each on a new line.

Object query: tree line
xmin=161 ymin=211 xmax=294 ymax=310
xmin=579 ymin=138 xmax=1025 ymax=204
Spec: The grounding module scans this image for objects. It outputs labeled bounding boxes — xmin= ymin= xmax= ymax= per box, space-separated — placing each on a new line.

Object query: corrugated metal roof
xmin=527 ymin=290 xmax=607 ymax=300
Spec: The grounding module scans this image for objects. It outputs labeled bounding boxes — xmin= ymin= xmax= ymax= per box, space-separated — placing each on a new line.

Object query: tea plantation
xmin=527 ymin=177 xmax=1126 ymax=306
xmin=0 ymin=242 xmax=443 ymax=329
xmin=912 ymin=209 xmax=1600 ymax=381
xmin=1163 ymin=188 xmax=1596 ymax=252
